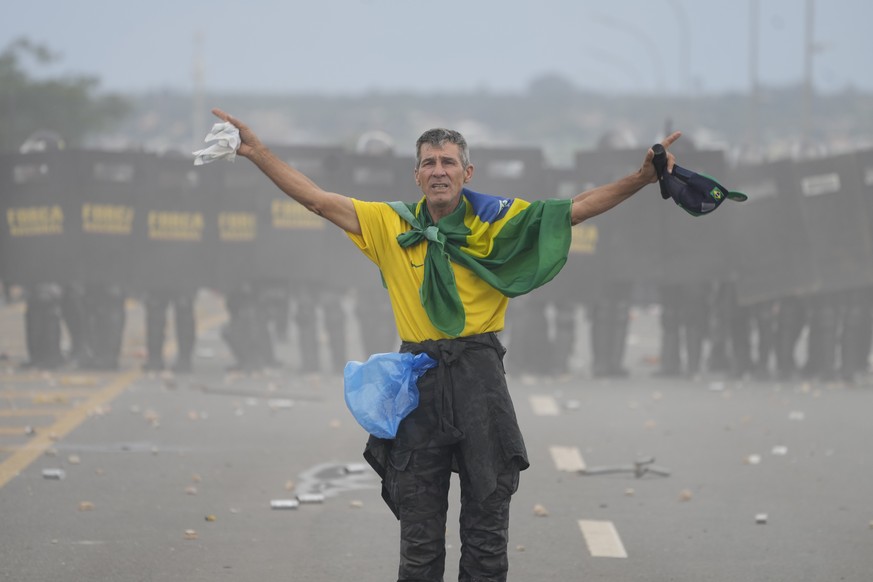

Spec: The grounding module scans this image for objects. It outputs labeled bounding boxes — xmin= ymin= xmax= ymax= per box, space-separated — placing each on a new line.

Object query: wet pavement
xmin=1 ymin=295 xmax=872 ymax=581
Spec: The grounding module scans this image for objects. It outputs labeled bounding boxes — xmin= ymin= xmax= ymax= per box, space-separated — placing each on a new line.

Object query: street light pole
xmin=665 ymin=0 xmax=691 ymax=93
xmin=748 ymin=0 xmax=761 ymax=156
xmin=802 ymin=0 xmax=815 ymax=149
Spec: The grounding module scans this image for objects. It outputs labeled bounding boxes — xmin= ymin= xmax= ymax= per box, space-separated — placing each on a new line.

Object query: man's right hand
xmin=212 ymin=108 xmax=262 ymax=159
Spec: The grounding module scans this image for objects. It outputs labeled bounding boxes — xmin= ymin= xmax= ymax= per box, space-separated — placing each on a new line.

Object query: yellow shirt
xmin=347 ymin=199 xmax=509 ymax=342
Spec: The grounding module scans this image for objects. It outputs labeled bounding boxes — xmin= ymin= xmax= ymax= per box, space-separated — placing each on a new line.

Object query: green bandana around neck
xmin=388 ymin=190 xmax=572 ymax=337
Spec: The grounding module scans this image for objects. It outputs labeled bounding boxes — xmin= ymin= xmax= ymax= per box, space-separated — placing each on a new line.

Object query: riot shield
xmin=793 ymin=152 xmax=873 ymax=294
xmin=325 ymin=151 xmax=410 ymax=292
xmin=574 ymin=148 xmax=662 ymax=285
xmin=657 ymin=149 xmax=737 ymax=285
xmin=0 ymin=151 xmax=80 ymax=287
xmin=328 ymin=150 xmax=410 ymax=352
xmin=69 ymin=150 xmax=139 ymax=288
xmin=727 ymin=159 xmax=817 ymax=306
xmin=252 ymin=144 xmax=342 ymax=286
xmin=193 ymin=151 xmax=263 ymax=293
xmin=535 ymin=166 xmax=604 ymax=304
xmin=128 ymin=153 xmax=212 ymax=295
xmin=859 ymin=148 xmax=873 ymax=218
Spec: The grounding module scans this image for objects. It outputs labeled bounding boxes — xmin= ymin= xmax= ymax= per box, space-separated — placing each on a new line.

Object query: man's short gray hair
xmin=415 ymin=128 xmax=470 ymax=169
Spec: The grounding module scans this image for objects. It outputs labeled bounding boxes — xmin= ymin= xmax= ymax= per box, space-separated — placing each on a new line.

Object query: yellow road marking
xmin=0 ymin=389 xmax=95 ymax=400
xmin=0 ymin=369 xmax=140 ymax=488
xmin=0 ymin=427 xmax=28 ymax=435
xmin=0 ymin=409 xmax=67 ymax=417
xmin=0 ymin=373 xmax=55 ymax=383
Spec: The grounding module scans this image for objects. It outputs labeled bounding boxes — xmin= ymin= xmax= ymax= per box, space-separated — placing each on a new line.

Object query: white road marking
xmin=549 ymin=446 xmax=586 ymax=472
xmin=578 ymin=520 xmax=628 ymax=558
xmin=529 ymin=395 xmax=560 ymax=416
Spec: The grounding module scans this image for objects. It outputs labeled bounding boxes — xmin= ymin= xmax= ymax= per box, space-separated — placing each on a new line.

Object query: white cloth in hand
xmin=193 ymin=122 xmax=241 ymax=166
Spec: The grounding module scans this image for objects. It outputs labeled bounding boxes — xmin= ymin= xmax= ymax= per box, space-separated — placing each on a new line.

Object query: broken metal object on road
xmin=581 ymin=456 xmax=671 ymax=478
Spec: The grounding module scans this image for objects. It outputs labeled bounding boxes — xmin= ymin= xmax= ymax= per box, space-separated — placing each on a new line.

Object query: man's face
xmin=415 ymin=142 xmax=474 ymax=214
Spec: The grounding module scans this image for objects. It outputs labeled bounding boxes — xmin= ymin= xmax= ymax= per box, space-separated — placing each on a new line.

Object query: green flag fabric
xmin=388 ymin=188 xmax=572 ymax=337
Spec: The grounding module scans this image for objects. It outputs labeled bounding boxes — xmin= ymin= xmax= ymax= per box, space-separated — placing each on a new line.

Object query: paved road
xmin=1 ymin=295 xmax=872 ymax=581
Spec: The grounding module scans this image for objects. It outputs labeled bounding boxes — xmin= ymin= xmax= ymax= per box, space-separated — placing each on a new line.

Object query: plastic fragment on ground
xmin=755 ymin=513 xmax=768 ymax=524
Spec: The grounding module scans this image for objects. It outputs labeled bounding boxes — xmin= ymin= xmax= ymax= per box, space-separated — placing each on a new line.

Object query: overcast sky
xmin=3 ymin=0 xmax=871 ymax=96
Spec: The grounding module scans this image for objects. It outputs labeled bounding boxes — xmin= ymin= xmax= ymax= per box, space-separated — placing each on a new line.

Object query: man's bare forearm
xmin=248 ymin=146 xmax=324 ymax=212
xmin=246 ymin=145 xmax=361 ymax=234
xmin=570 ymin=170 xmax=650 ymax=226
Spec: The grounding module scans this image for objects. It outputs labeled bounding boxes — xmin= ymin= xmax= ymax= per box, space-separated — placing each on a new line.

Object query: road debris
xmin=755 ymin=513 xmax=768 ymax=524
xmin=679 ymin=489 xmax=694 ymax=502
xmin=533 ymin=503 xmax=549 ymax=517
xmin=184 ymin=529 xmax=198 ymax=540
xmin=78 ymin=501 xmax=95 ymax=511
xmin=267 ymin=399 xmax=294 ymax=410
xmin=42 ymin=469 xmax=66 ymax=480
xmin=270 ymin=499 xmax=300 ymax=509
xmin=297 ymin=493 xmax=325 ymax=504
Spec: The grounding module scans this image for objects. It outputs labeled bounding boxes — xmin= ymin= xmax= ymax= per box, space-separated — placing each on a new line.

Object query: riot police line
xmin=2 ymin=144 xmax=873 ymax=381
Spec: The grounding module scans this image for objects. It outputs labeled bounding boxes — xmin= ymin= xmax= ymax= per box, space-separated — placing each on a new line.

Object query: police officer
xmin=142 ymin=287 xmax=197 ymax=373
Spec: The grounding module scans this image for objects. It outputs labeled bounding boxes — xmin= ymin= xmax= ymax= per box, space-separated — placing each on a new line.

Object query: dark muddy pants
xmin=389 ymin=445 xmax=519 ymax=582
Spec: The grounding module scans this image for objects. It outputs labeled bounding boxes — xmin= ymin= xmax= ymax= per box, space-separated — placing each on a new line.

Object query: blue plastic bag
xmin=343 ymin=352 xmax=438 ymax=439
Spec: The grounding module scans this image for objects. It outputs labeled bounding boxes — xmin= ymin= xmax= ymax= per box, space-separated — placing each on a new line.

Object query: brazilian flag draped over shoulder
xmin=388 ymin=188 xmax=573 ymax=337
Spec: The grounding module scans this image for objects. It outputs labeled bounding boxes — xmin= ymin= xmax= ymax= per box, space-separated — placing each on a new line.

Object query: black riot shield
xmin=69 ymin=150 xmax=139 ymax=287
xmin=535 ymin=166 xmax=604 ymax=305
xmin=204 ymin=157 xmax=264 ymax=293
xmin=326 ymin=150 xmax=411 ymax=293
xmin=574 ymin=148 xmax=662 ymax=285
xmin=252 ymin=145 xmax=343 ymax=286
xmin=727 ymin=159 xmax=817 ymax=306
xmin=859 ymin=148 xmax=873 ymax=220
xmin=793 ymin=152 xmax=873 ymax=294
xmin=657 ymin=149 xmax=736 ymax=285
xmin=128 ymin=153 xmax=213 ymax=295
xmin=0 ymin=151 xmax=81 ymax=287
xmin=327 ymin=150 xmax=410 ymax=352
